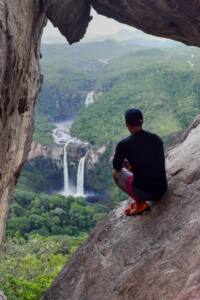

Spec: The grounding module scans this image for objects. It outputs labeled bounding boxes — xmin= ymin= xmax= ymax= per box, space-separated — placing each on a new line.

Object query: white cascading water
xmin=85 ymin=91 xmax=95 ymax=107
xmin=63 ymin=142 xmax=71 ymax=195
xmin=76 ymin=155 xmax=87 ymax=196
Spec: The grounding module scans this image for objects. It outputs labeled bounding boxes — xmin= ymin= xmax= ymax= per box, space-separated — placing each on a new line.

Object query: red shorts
xmin=117 ymin=169 xmax=164 ymax=202
xmin=117 ymin=169 xmax=139 ymax=202
xmin=125 ymin=174 xmax=136 ymax=199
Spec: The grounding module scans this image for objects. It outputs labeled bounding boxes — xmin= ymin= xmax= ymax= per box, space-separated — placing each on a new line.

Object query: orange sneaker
xmin=125 ymin=201 xmax=150 ymax=216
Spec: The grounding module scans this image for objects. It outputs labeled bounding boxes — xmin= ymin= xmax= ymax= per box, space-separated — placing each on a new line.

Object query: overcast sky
xmin=43 ymin=10 xmax=134 ymax=43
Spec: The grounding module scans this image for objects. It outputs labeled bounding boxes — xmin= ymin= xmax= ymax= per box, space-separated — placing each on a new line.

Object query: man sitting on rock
xmin=112 ymin=108 xmax=168 ymax=216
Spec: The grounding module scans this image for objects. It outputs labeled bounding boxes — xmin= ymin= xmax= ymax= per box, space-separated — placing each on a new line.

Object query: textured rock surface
xmin=43 ymin=0 xmax=92 ymax=44
xmin=0 ymin=291 xmax=7 ymax=300
xmin=91 ymin=0 xmax=200 ymax=47
xmin=28 ymin=141 xmax=63 ymax=161
xmin=43 ymin=116 xmax=200 ymax=300
xmin=0 ymin=0 xmax=45 ymax=244
xmin=43 ymin=0 xmax=200 ymax=47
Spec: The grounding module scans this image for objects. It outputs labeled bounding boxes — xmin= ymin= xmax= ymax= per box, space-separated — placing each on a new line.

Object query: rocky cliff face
xmin=44 ymin=0 xmax=200 ymax=47
xmin=28 ymin=141 xmax=63 ymax=161
xmin=43 ymin=0 xmax=92 ymax=44
xmin=43 ymin=115 xmax=200 ymax=299
xmin=0 ymin=0 xmax=45 ymax=244
xmin=91 ymin=0 xmax=200 ymax=47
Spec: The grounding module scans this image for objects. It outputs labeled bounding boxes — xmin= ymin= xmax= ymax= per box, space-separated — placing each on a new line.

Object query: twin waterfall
xmin=63 ymin=142 xmax=86 ymax=197
xmin=63 ymin=142 xmax=70 ymax=195
xmin=76 ymin=156 xmax=86 ymax=196
xmin=54 ymin=91 xmax=95 ymax=198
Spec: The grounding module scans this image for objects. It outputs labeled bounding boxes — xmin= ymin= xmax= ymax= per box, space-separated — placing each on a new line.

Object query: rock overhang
xmin=43 ymin=0 xmax=92 ymax=44
xmin=45 ymin=0 xmax=200 ymax=47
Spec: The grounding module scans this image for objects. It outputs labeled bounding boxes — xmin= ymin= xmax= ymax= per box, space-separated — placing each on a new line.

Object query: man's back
xmin=113 ymin=130 xmax=167 ymax=193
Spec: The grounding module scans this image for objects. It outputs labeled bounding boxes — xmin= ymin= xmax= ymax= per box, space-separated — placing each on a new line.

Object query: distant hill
xmin=36 ymin=37 xmax=200 ymax=147
xmin=71 ymin=44 xmax=200 ymax=145
xmin=80 ymin=28 xmax=179 ymax=46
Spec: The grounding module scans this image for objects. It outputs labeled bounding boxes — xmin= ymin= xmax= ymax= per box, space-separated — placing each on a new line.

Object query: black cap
xmin=125 ymin=108 xmax=143 ymax=126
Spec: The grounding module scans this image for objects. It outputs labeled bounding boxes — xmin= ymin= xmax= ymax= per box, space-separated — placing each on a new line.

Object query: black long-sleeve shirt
xmin=113 ymin=130 xmax=167 ymax=193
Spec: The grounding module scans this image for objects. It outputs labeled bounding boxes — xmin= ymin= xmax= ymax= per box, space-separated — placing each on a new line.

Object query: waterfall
xmin=62 ymin=140 xmax=87 ymax=197
xmin=76 ymin=155 xmax=87 ymax=196
xmin=85 ymin=91 xmax=95 ymax=107
xmin=63 ymin=142 xmax=71 ymax=195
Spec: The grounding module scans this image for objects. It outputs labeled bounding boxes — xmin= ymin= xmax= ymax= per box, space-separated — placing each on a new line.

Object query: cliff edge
xmin=43 ymin=115 xmax=200 ymax=300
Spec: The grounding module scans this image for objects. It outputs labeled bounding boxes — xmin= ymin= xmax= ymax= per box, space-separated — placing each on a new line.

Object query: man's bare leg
xmin=112 ymin=169 xmax=150 ymax=216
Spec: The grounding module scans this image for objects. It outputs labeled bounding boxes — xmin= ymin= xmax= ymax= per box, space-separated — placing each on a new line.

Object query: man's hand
xmin=112 ymin=169 xmax=120 ymax=182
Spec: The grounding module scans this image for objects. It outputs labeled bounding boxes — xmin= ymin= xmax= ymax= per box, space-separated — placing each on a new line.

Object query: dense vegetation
xmin=17 ymin=156 xmax=63 ymax=194
xmin=0 ymin=191 xmax=105 ymax=299
xmin=7 ymin=190 xmax=106 ymax=237
xmin=0 ymin=234 xmax=86 ymax=300
xmin=34 ymin=36 xmax=177 ymax=143
xmin=36 ymin=40 xmax=135 ymax=125
xmin=71 ymin=47 xmax=200 ymax=145
xmin=33 ymin=114 xmax=54 ymax=145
